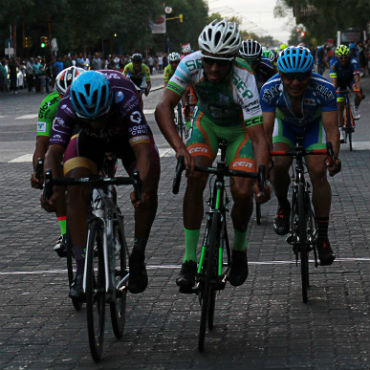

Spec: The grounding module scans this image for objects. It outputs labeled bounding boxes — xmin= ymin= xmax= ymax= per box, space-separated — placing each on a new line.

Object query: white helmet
xmin=168 ymin=52 xmax=181 ymax=62
xmin=239 ymin=40 xmax=262 ymax=59
xmin=198 ymin=19 xmax=241 ymax=56
xmin=55 ymin=66 xmax=85 ymax=95
xmin=182 ymin=44 xmax=191 ymax=54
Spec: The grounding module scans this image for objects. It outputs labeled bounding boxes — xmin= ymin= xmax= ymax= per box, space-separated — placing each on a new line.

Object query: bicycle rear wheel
xmin=110 ymin=219 xmax=128 ymax=339
xmin=255 ymin=197 xmax=261 ymax=225
xmin=198 ymin=212 xmax=220 ymax=352
xmin=86 ymin=219 xmax=106 ymax=362
xmin=345 ymin=104 xmax=353 ymax=151
xmin=297 ymin=183 xmax=309 ymax=303
xmin=66 ymin=233 xmax=83 ymax=311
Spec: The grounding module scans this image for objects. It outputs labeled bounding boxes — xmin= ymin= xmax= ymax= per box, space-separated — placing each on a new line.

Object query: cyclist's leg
xmin=224 ymin=124 xmax=256 ymax=286
xmin=305 ymin=122 xmax=335 ymax=265
xmin=270 ymin=118 xmax=294 ymax=234
xmin=63 ymin=133 xmax=103 ymax=298
xmin=177 ymin=111 xmax=217 ymax=288
xmin=119 ymin=134 xmax=160 ymax=293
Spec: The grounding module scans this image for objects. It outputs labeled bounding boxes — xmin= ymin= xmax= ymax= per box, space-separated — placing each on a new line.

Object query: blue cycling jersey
xmin=329 ymin=57 xmax=360 ymax=85
xmin=260 ymin=72 xmax=337 ymax=133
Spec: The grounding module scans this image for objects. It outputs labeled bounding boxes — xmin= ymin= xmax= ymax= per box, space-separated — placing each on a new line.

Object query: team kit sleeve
xmin=320 ymin=81 xmax=338 ymax=112
xmin=329 ymin=60 xmax=337 ymax=79
xmin=143 ymin=64 xmax=151 ymax=82
xmin=36 ymin=93 xmax=61 ymax=137
xmin=239 ymin=72 xmax=264 ymax=128
xmin=260 ymin=80 xmax=278 ymax=113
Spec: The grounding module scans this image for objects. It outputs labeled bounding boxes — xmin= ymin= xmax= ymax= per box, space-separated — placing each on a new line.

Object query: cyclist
xmin=260 ymin=46 xmax=341 ymax=266
xmin=315 ymin=45 xmax=327 ymax=75
xmin=329 ymin=44 xmax=364 ymax=141
xmin=155 ymin=20 xmax=269 ymax=290
xmin=43 ymin=70 xmax=160 ymax=299
xmin=163 ymin=52 xmax=181 ymax=87
xmin=239 ymin=40 xmax=276 ymax=92
xmin=123 ymin=53 xmax=151 ymax=96
xmin=30 ymin=66 xmax=85 ymax=257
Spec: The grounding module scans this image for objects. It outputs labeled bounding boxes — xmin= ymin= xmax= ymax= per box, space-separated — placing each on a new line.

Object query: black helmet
xmin=132 ymin=53 xmax=143 ymax=62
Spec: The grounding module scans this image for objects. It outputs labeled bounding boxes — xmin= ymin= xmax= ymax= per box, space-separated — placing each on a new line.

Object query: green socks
xmin=57 ymin=216 xmax=67 ymax=235
xmin=232 ymin=227 xmax=248 ymax=251
xmin=183 ymin=228 xmax=200 ymax=262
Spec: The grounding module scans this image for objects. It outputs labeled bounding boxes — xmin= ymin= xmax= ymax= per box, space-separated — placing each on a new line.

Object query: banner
xmin=151 ymin=15 xmax=166 ymax=34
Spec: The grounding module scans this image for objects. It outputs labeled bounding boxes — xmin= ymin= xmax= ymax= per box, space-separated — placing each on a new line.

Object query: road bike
xmin=173 ymin=140 xmax=265 ymax=351
xmin=43 ymin=158 xmax=141 ymax=362
xmin=174 ymin=101 xmax=188 ymax=141
xmin=270 ymin=139 xmax=337 ymax=303
xmin=341 ymin=89 xmax=356 ymax=151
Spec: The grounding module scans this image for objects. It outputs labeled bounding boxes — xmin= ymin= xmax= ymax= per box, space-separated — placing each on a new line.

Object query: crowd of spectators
xmin=0 ymin=51 xmax=170 ymax=94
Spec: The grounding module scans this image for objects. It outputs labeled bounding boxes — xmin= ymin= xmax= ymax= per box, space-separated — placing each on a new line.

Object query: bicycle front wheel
xmin=66 ymin=233 xmax=82 ymax=311
xmin=297 ymin=183 xmax=309 ymax=303
xmin=345 ymin=104 xmax=353 ymax=151
xmin=86 ymin=219 xmax=106 ymax=362
xmin=198 ymin=212 xmax=220 ymax=352
xmin=110 ymin=220 xmax=128 ymax=339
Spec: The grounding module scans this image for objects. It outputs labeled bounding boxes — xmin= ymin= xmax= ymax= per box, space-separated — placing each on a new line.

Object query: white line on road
xmin=0 ymin=258 xmax=368 ymax=276
xmin=15 ymin=114 xmax=38 ymax=120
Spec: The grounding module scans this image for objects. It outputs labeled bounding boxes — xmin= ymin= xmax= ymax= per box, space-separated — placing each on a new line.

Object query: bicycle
xmin=174 ymin=101 xmax=187 ymax=141
xmin=339 ymin=89 xmax=355 ymax=151
xmin=173 ymin=140 xmax=265 ymax=352
xmin=270 ymin=138 xmax=337 ymax=303
xmin=43 ymin=159 xmax=141 ymax=362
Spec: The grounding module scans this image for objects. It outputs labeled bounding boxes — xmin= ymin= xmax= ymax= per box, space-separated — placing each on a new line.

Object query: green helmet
xmin=335 ymin=44 xmax=350 ymax=56
xmin=262 ymin=48 xmax=275 ymax=62
xmin=280 ymin=43 xmax=288 ymax=51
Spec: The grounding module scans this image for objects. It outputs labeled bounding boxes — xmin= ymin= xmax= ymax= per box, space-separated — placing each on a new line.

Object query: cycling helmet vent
xmin=335 ymin=44 xmax=350 ymax=56
xmin=239 ymin=40 xmax=262 ymax=59
xmin=55 ymin=66 xmax=85 ymax=96
xmin=277 ymin=46 xmax=314 ymax=73
xmin=70 ymin=71 xmax=112 ymax=119
xmin=198 ymin=19 xmax=241 ymax=56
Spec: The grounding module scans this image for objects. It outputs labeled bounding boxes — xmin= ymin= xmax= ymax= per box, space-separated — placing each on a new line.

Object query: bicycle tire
xmin=66 ymin=234 xmax=83 ymax=311
xmin=110 ymin=220 xmax=128 ymax=339
xmin=345 ymin=103 xmax=353 ymax=151
xmin=198 ymin=212 xmax=220 ymax=352
xmin=297 ymin=183 xmax=309 ymax=303
xmin=255 ymin=198 xmax=261 ymax=225
xmin=86 ymin=219 xmax=105 ymax=362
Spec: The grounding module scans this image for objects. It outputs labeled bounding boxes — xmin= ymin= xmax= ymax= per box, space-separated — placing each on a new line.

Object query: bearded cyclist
xmin=329 ymin=44 xmax=364 ymax=141
xmin=31 ymin=66 xmax=85 ymax=256
xmin=261 ymin=46 xmax=341 ymax=266
xmin=239 ymin=40 xmax=276 ymax=92
xmin=43 ymin=70 xmax=160 ymax=299
xmin=155 ymin=20 xmax=269 ymax=290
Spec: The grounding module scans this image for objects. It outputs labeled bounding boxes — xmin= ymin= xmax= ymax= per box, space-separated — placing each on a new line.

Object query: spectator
xmin=26 ymin=57 xmax=34 ymax=92
xmin=91 ymin=52 xmax=103 ymax=70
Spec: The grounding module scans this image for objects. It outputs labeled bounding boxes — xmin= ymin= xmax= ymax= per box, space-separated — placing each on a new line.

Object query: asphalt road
xmin=0 ymin=71 xmax=369 ymax=370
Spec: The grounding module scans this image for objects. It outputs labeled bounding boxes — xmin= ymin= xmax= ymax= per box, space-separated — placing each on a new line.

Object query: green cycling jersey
xmin=36 ymin=91 xmax=61 ymax=137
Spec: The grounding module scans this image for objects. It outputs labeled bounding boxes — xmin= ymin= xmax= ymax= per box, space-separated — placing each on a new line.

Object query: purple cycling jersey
xmin=49 ymin=69 xmax=151 ymax=147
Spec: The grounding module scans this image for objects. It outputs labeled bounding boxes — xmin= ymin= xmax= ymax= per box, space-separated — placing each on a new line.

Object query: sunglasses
xmin=282 ymin=72 xmax=311 ymax=81
xmin=202 ymin=57 xmax=234 ymax=67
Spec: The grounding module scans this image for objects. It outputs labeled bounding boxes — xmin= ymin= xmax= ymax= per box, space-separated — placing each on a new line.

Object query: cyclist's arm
xmin=329 ymin=62 xmax=338 ymax=89
xmin=322 ymin=110 xmax=340 ymax=157
xmin=261 ymin=111 xmax=275 ymax=149
xmin=247 ymin=121 xmax=269 ymax=176
xmin=155 ymin=89 xmax=184 ymax=151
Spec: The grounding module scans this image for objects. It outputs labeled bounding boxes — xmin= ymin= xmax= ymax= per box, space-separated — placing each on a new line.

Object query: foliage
xmin=0 ymin=0 xmax=209 ymax=57
xmin=276 ymin=0 xmax=370 ymax=45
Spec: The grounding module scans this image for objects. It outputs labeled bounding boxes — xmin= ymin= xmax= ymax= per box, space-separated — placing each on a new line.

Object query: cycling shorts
xmin=186 ymin=108 xmax=256 ymax=172
xmin=63 ymin=130 xmax=160 ymax=176
xmin=336 ymin=81 xmax=356 ymax=103
xmin=272 ymin=117 xmax=326 ymax=150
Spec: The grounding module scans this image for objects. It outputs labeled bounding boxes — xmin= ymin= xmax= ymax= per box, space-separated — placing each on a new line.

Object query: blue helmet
xmin=70 ymin=71 xmax=112 ymax=119
xmin=277 ymin=46 xmax=314 ymax=73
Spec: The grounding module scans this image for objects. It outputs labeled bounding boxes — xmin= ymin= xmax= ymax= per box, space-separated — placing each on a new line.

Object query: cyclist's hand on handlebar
xmin=327 ymin=158 xmax=341 ymax=177
xmin=31 ymin=172 xmax=43 ymax=189
xmin=40 ymin=188 xmax=59 ymax=212
xmin=144 ymin=88 xmax=150 ymax=96
xmin=176 ymin=147 xmax=194 ymax=173
xmin=254 ymin=182 xmax=271 ymax=204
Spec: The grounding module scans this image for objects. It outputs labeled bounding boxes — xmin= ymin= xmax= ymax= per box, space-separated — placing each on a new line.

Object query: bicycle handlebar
xmin=270 ymin=141 xmax=340 ymax=173
xmin=43 ymin=170 xmax=142 ymax=203
xmin=35 ymin=158 xmax=44 ymax=189
xmin=172 ymin=156 xmax=265 ymax=194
